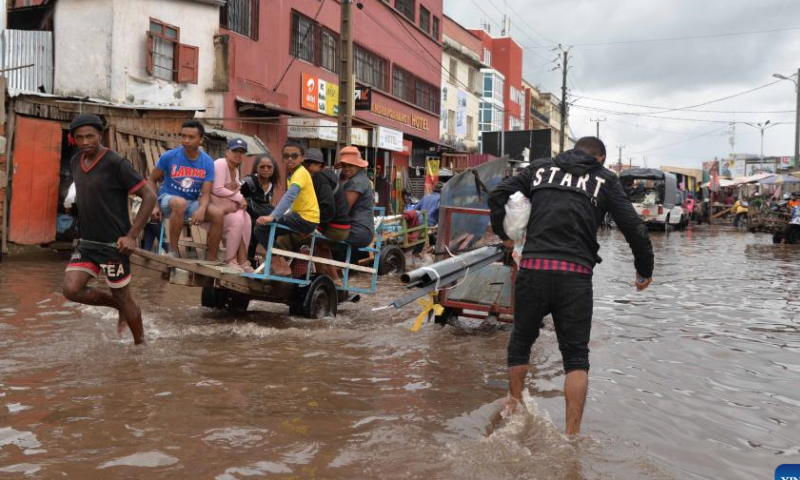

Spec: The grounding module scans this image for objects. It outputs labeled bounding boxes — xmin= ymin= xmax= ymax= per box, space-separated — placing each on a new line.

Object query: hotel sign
xmin=370 ymin=102 xmax=430 ymax=132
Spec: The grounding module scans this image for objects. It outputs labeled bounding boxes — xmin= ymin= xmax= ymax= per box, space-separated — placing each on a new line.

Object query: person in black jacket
xmin=488 ymin=136 xmax=654 ymax=435
xmin=241 ymin=153 xmax=279 ymax=260
xmin=303 ymin=149 xmax=351 ymax=283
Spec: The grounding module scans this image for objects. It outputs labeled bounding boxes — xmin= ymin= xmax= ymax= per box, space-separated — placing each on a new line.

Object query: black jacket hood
xmin=552 ymin=149 xmax=604 ymax=176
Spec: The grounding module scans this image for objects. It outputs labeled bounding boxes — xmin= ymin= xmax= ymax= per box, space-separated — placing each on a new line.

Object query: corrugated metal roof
xmin=204 ymin=126 xmax=271 ymax=156
xmin=8 ymin=89 xmax=205 ymax=111
xmin=1 ymin=29 xmax=53 ymax=94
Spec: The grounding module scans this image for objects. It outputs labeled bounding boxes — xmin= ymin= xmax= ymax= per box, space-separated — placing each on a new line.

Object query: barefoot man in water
xmin=488 ymin=137 xmax=654 ymax=435
xmin=62 ymin=114 xmax=157 ymax=345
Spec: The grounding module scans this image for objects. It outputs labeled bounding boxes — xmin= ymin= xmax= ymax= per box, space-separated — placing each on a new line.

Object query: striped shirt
xmin=519 ymin=258 xmax=593 ymax=275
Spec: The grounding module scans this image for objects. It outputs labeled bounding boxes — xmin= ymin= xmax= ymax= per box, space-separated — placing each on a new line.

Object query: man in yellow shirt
xmin=255 ymin=141 xmax=319 ymax=275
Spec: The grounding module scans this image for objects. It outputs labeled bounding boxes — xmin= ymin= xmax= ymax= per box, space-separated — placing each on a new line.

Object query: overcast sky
xmin=444 ymin=0 xmax=800 ymax=168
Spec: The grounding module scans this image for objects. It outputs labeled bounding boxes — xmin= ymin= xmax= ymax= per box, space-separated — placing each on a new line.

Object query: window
xmin=290 ymin=11 xmax=339 ymax=73
xmin=395 ymin=0 xmax=415 ymax=21
xmin=148 ymin=19 xmax=179 ymax=81
xmin=467 ymin=116 xmax=474 ymax=140
xmin=320 ymin=29 xmax=338 ymax=72
xmin=483 ymin=74 xmax=493 ymax=98
xmin=432 ymin=17 xmax=439 ymax=41
xmin=291 ymin=12 xmax=315 ymax=63
xmin=355 ymin=44 xmax=388 ymax=90
xmin=147 ymin=19 xmax=199 ymax=84
xmin=393 ymin=66 xmax=439 ymax=114
xmin=479 ymin=102 xmax=502 ymax=132
xmin=483 ymin=48 xmax=491 ymax=66
xmin=393 ymin=67 xmax=413 ymax=103
xmin=419 ymin=6 xmax=430 ymax=33
xmin=448 ymin=58 xmax=457 ymax=84
xmin=220 ymin=0 xmax=259 ymax=40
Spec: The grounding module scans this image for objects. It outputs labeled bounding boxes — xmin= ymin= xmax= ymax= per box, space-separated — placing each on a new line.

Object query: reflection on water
xmin=0 ymin=227 xmax=797 ymax=478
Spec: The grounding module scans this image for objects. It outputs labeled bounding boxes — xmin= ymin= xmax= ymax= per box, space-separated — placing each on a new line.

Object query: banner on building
xmin=301 ymin=73 xmax=339 ymax=116
xmin=719 ymin=158 xmax=745 ymax=178
xmin=456 ymin=90 xmax=467 ymax=136
xmin=376 ymin=126 xmax=404 ymax=152
xmin=355 ymin=86 xmax=372 ymax=111
xmin=425 ymin=157 xmax=440 ymax=195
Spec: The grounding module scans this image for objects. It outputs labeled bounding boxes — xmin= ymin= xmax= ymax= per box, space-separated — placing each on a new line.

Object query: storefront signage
xmin=351 ymin=128 xmax=369 ymax=147
xmin=355 ymin=86 xmax=372 ymax=111
xmin=370 ymin=102 xmax=430 ymax=132
xmin=376 ymin=126 xmax=404 ymax=152
xmin=288 ymin=117 xmax=369 ymax=146
xmin=301 ymin=73 xmax=339 ymax=116
xmin=287 ymin=117 xmax=337 ymax=142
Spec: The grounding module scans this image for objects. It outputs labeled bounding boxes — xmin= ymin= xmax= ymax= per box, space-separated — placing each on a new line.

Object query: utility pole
xmin=337 ymin=0 xmax=354 ymax=149
xmin=559 ymin=48 xmax=570 ymax=154
xmin=795 ymin=67 xmax=799 ymax=170
xmin=616 ymin=144 xmax=625 ymax=173
xmin=590 ymin=118 xmax=606 ymax=139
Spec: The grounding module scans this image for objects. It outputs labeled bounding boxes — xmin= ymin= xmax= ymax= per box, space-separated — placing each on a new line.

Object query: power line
xmin=525 ymin=25 xmax=800 ymax=49
xmin=571 ymin=104 xmax=797 ymax=125
xmin=630 ymin=125 xmax=730 ymax=154
xmin=571 ymin=94 xmax=795 ymax=114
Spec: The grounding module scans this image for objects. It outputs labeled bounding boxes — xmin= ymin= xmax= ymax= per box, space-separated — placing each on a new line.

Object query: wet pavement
xmin=0 ymin=226 xmax=798 ymax=479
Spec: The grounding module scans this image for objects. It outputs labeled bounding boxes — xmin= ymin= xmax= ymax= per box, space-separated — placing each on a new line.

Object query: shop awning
xmin=731 ymin=173 xmax=773 ymax=185
xmin=701 ymin=178 xmax=736 ymax=188
xmin=235 ymin=96 xmax=295 ymax=116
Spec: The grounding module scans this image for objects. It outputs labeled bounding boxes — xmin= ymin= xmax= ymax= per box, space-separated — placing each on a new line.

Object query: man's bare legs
xmin=564 ymin=369 xmax=588 ymax=435
xmin=204 ymin=204 xmax=224 ymax=261
xmin=167 ymin=197 xmax=188 ymax=254
xmin=111 ymin=286 xmax=145 ymax=345
xmin=506 ymin=365 xmax=588 ymax=435
xmin=63 ymin=271 xmax=144 ymax=345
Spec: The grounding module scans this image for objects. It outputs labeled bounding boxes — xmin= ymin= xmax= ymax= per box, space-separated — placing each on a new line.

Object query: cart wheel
xmin=378 ymin=245 xmax=406 ymax=275
xmin=202 ymin=286 xmax=250 ymax=312
xmin=225 ymin=293 xmax=251 ymax=313
xmin=201 ymin=286 xmax=226 ymax=309
xmin=434 ymin=307 xmax=458 ymax=326
xmin=289 ymin=275 xmax=338 ymax=319
xmin=663 ymin=215 xmax=671 ymax=233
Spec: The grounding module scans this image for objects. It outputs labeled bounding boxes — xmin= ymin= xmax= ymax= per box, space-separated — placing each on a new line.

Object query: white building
xmin=53 ymin=0 xmax=223 ymax=116
xmin=440 ymin=16 xmax=485 ymax=152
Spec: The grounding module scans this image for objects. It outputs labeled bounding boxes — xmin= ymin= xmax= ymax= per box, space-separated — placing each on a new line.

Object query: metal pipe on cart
xmin=400 ymin=246 xmax=503 ymax=285
xmin=380 ymin=246 xmax=506 ymax=310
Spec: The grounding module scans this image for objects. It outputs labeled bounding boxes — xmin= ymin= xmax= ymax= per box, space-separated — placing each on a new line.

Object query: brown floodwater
xmin=0 ymin=226 xmax=797 ymax=479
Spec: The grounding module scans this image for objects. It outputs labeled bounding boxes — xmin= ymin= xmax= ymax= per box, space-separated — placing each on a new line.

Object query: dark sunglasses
xmin=282 ymin=153 xmax=301 ymax=160
xmin=258 ymin=164 xmax=274 ymax=169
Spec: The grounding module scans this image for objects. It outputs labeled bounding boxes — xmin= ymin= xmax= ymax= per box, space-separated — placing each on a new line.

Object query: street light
xmin=742 ymin=120 xmax=779 ymax=167
xmin=773 ymin=70 xmax=800 ymax=170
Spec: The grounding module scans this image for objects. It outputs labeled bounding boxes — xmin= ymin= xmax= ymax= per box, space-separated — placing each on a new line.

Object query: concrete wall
xmin=54 ymin=0 xmax=221 ymax=115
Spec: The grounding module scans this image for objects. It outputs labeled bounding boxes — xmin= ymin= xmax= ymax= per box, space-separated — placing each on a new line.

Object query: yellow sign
xmin=370 ymin=102 xmax=430 ymax=132
xmin=301 ymin=73 xmax=339 ymax=116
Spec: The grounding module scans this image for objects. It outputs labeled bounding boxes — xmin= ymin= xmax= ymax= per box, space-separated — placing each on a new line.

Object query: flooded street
xmin=0 ymin=226 xmax=798 ymax=479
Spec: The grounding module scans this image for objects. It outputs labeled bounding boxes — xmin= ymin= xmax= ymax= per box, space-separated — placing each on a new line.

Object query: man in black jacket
xmin=488 ymin=136 xmax=654 ymax=435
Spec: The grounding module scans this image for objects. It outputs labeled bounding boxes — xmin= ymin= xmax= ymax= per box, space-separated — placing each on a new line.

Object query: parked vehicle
xmin=619 ymin=168 xmax=687 ymax=230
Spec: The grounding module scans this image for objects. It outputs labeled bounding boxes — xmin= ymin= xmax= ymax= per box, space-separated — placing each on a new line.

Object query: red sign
xmin=301 ymin=73 xmax=318 ymax=112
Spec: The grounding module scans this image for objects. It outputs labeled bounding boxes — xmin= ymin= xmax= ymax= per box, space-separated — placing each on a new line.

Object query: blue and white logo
xmin=776 ymin=464 xmax=800 ymax=480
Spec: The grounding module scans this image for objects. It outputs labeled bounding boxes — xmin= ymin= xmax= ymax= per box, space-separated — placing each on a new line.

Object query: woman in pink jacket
xmin=211 ymin=138 xmax=253 ymax=272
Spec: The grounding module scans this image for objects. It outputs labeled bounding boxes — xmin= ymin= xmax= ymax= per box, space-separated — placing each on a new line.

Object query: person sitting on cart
xmin=337 ymin=146 xmax=375 ymax=249
xmin=254 ymin=141 xmax=319 ymax=276
xmin=147 ymin=120 xmax=224 ymax=260
xmin=241 ymin=153 xmax=279 ymax=262
xmin=411 ymin=181 xmax=443 ymax=227
xmin=303 ymin=148 xmax=351 ymax=283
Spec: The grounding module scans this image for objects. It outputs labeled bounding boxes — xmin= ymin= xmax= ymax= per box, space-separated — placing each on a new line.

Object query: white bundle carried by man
xmin=503 ymin=191 xmax=531 ymax=244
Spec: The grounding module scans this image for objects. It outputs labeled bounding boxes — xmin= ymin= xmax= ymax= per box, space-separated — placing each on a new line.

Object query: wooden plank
xmin=272 ymin=247 xmax=377 ymax=274
xmin=149 ymin=141 xmax=163 ymax=168
xmin=140 ymin=137 xmax=155 ymax=174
